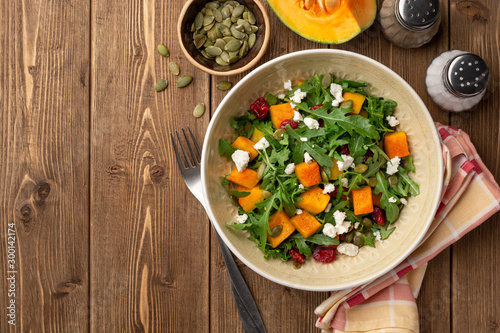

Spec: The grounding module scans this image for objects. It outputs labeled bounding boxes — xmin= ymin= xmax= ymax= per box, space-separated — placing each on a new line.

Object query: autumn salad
xmin=218 ymin=74 xmax=419 ymax=267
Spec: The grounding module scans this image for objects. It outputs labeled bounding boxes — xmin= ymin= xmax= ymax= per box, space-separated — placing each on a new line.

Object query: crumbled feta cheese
xmin=285 ymin=163 xmax=295 ymax=175
xmin=295 ymin=209 xmax=303 ymax=215
xmin=290 ymin=102 xmax=296 ymax=109
xmin=330 ymin=83 xmax=344 ymax=104
xmin=337 ymin=154 xmax=355 ymax=171
xmin=386 ymin=115 xmax=400 ymax=127
xmin=324 ymin=203 xmax=332 ymax=213
xmin=400 ymin=198 xmax=408 ymax=205
xmin=337 ymin=243 xmax=359 ymax=257
xmin=284 ymin=80 xmax=292 ymax=91
xmin=388 ymin=196 xmax=397 ymax=203
xmin=293 ymin=110 xmax=303 ymax=122
xmin=231 ymin=150 xmax=250 ymax=172
xmin=298 ymin=184 xmax=305 ymax=189
xmin=386 ymin=156 xmax=401 ymax=175
xmin=300 ymin=137 xmax=308 ymax=142
xmin=323 ymin=183 xmax=336 ymax=194
xmin=254 ymin=137 xmax=270 ymax=150
xmin=340 ymin=178 xmax=348 ymax=188
xmin=332 ymin=100 xmax=340 ymax=108
xmin=322 ymin=223 xmax=337 ymax=238
xmin=304 ymin=152 xmax=313 ymax=164
xmin=290 ymin=88 xmax=307 ymax=103
xmin=354 ymin=222 xmax=360 ymax=229
xmin=236 ymin=214 xmax=248 ymax=224
xmin=304 ymin=117 xmax=320 ymax=130
xmin=277 ymin=93 xmax=286 ymax=100
xmin=334 ymin=210 xmax=346 ymax=225
xmin=323 ymin=216 xmax=352 ymax=238
xmin=374 ymin=230 xmax=382 ymax=242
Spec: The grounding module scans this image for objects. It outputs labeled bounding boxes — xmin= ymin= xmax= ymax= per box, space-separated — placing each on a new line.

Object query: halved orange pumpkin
xmin=267 ymin=0 xmax=377 ymax=44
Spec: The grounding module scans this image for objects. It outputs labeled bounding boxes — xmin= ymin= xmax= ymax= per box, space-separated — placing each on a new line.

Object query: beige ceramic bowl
xmin=201 ymin=50 xmax=443 ymax=291
xmin=178 ymin=0 xmax=270 ymax=76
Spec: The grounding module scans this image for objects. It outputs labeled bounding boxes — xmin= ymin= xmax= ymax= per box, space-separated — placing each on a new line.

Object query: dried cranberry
xmin=371 ymin=206 xmax=386 ymax=226
xmin=318 ymin=119 xmax=325 ymax=127
xmin=339 ymin=144 xmax=350 ymax=155
xmin=250 ymin=97 xmax=269 ymax=119
xmin=310 ymin=104 xmax=324 ymax=110
xmin=289 ymin=248 xmax=305 ymax=264
xmin=280 ymin=119 xmax=299 ymax=129
xmin=327 ymin=185 xmax=338 ymax=198
xmin=363 ymin=150 xmax=374 ymax=163
xmin=312 ymin=245 xmax=337 ymax=263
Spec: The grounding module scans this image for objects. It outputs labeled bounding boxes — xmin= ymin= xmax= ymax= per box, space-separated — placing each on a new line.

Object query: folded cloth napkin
xmin=315 ymin=123 xmax=500 ymax=333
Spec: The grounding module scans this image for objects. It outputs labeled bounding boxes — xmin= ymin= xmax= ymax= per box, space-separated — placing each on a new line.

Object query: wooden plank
xmin=448 ymin=0 xmax=500 ymax=331
xmin=90 ymin=0 xmax=211 ymax=331
xmin=0 ymin=0 xmax=90 ymax=331
xmin=208 ymin=3 xmax=330 ymax=332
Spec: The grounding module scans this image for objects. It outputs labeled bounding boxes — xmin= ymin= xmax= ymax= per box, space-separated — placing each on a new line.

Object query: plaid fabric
xmin=315 ymin=123 xmax=500 ymax=333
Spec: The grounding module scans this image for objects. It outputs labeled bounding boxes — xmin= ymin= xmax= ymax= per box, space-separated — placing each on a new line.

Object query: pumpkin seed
xmin=231 ymin=26 xmax=245 ymax=39
xmin=215 ymin=38 xmax=226 ymax=49
xmin=248 ymin=33 xmax=256 ymax=49
xmin=262 ymin=190 xmax=273 ymax=199
xmin=250 ymin=25 xmax=259 ymax=33
xmin=228 ymin=55 xmax=239 ymax=64
xmin=321 ymin=170 xmax=329 ymax=183
xmin=234 ymin=24 xmax=245 ymax=32
xmin=223 ymin=36 xmax=236 ymax=43
xmin=228 ymin=50 xmax=239 ymax=57
xmin=272 ymin=129 xmax=285 ymax=140
xmin=354 ymin=164 xmax=368 ymax=174
xmin=243 ymin=12 xmax=249 ymax=20
xmin=257 ymin=162 xmax=267 ymax=179
xmin=217 ymin=81 xmax=232 ymax=91
xmin=247 ymin=11 xmax=256 ymax=24
xmin=194 ymin=12 xmax=204 ymax=30
xmin=362 ymin=217 xmax=373 ymax=228
xmin=225 ymin=39 xmax=241 ymax=52
xmin=353 ymin=232 xmax=364 ymax=247
xmin=203 ymin=38 xmax=214 ymax=47
xmin=232 ymin=4 xmax=245 ymax=17
xmin=157 ymin=44 xmax=169 ymax=57
xmin=322 ymin=73 xmax=332 ymax=88
xmin=220 ymin=51 xmax=230 ymax=63
xmin=215 ymin=25 xmax=223 ymax=38
xmin=206 ymin=46 xmax=222 ymax=56
xmin=388 ymin=175 xmax=398 ymax=187
xmin=368 ymin=177 xmax=378 ymax=187
xmin=169 ymin=62 xmax=180 ymax=75
xmin=193 ymin=103 xmax=205 ymax=118
xmin=340 ymin=99 xmax=354 ymax=109
xmin=203 ymin=22 xmax=215 ymax=31
xmin=220 ymin=25 xmax=231 ymax=36
xmin=239 ymin=40 xmax=248 ymax=58
xmin=195 ymin=36 xmax=207 ymax=49
xmin=271 ymin=225 xmax=283 ymax=238
xmin=293 ymin=262 xmax=302 ymax=270
xmin=215 ymin=56 xmax=229 ymax=66
xmin=206 ymin=2 xmax=219 ymax=10
xmin=222 ymin=17 xmax=232 ymax=28
xmin=205 ymin=8 xmax=213 ymax=16
xmin=203 ymin=15 xmax=214 ymax=27
xmin=344 ymin=231 xmax=354 ymax=243
xmin=176 ymin=76 xmax=193 ymax=88
xmin=221 ymin=6 xmax=230 ymax=19
xmin=231 ymin=16 xmax=239 ymax=23
xmin=154 ymin=79 xmax=168 ymax=92
xmin=213 ymin=9 xmax=222 ymax=22
xmin=190 ymin=23 xmax=195 ymax=32
xmin=201 ymin=49 xmax=214 ymax=59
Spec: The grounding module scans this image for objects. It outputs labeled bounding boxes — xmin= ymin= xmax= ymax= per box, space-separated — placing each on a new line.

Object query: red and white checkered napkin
xmin=315 ymin=123 xmax=500 ymax=333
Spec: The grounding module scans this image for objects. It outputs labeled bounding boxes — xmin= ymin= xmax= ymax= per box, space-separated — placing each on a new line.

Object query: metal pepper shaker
xmin=425 ymin=50 xmax=490 ymax=112
xmin=380 ymin=0 xmax=441 ymax=48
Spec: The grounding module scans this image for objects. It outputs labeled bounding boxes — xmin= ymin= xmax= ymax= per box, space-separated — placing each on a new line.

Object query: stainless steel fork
xmin=171 ymin=126 xmax=266 ymax=333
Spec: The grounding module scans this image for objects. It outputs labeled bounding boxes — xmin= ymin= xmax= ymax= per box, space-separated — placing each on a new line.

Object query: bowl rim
xmin=177 ymin=0 xmax=271 ymax=76
xmin=201 ymin=49 xmax=443 ymax=291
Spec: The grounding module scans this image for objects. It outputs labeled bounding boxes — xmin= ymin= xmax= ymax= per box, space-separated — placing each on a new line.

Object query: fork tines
xmin=171 ymin=126 xmax=202 ymax=170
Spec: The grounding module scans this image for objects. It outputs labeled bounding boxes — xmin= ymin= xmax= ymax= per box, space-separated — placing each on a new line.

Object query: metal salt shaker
xmin=380 ymin=0 xmax=441 ymax=48
xmin=425 ymin=50 xmax=490 ymax=112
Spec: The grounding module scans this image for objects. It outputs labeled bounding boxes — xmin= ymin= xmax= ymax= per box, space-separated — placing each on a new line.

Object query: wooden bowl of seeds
xmin=178 ymin=0 xmax=270 ymax=76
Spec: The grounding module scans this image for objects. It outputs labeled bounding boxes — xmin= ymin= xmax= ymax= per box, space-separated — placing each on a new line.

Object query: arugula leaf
xmin=348 ymin=132 xmax=370 ymax=158
xmin=363 ymin=234 xmax=376 ymax=248
xmin=375 ymin=172 xmax=400 ymax=223
xmin=228 ymin=190 xmax=250 ymax=198
xmin=266 ymin=93 xmax=278 ymax=106
xmin=255 ymin=121 xmax=274 ymax=136
xmin=372 ymin=223 xmax=396 ymax=240
xmin=254 ymin=194 xmax=278 ymax=250
xmin=306 ymin=106 xmax=380 ymax=140
xmin=218 ymin=139 xmax=237 ymax=159
xmin=285 ymin=126 xmax=334 ymax=167
xmin=398 ymin=166 xmax=420 ymax=196
xmin=270 ymin=148 xmax=290 ymax=167
xmin=231 ymin=114 xmax=255 ymax=130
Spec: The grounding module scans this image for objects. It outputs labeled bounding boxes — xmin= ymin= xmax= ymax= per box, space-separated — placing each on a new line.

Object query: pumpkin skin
xmin=267 ymin=0 xmax=377 ymax=44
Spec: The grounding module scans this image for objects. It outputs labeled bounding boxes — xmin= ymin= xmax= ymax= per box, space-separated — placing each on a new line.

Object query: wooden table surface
xmin=1 ymin=0 xmax=499 ymax=332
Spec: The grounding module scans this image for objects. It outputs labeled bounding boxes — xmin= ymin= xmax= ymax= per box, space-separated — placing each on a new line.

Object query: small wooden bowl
xmin=178 ymin=0 xmax=270 ymax=76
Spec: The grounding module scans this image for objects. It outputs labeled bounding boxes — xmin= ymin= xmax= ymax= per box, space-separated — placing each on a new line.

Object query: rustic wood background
xmin=1 ymin=0 xmax=499 ymax=332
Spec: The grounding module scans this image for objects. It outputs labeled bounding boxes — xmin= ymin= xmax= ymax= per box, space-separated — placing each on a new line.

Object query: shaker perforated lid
xmin=396 ymin=0 xmax=440 ymax=31
xmin=444 ymin=53 xmax=489 ymax=97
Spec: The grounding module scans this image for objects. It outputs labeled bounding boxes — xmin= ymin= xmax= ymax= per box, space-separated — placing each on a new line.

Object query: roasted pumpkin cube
xmin=267 ymin=210 xmax=296 ymax=248
xmin=227 ymin=167 xmax=260 ymax=189
xmin=236 ymin=185 xmax=265 ymax=212
xmin=295 ymin=162 xmax=322 ymax=187
xmin=329 ymin=158 xmax=344 ymax=180
xmin=296 ymin=187 xmax=331 ymax=215
xmin=343 ymin=92 xmax=366 ymax=115
xmin=250 ymin=128 xmax=266 ymax=143
xmin=270 ymin=103 xmax=295 ymax=129
xmin=384 ymin=131 xmax=410 ymax=159
xmin=352 ymin=186 xmax=374 ymax=215
xmin=290 ymin=210 xmax=322 ymax=238
xmin=232 ymin=136 xmax=259 ymax=160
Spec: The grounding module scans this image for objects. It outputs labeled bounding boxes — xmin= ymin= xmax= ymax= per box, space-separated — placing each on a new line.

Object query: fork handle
xmin=213 ymin=226 xmax=267 ymax=333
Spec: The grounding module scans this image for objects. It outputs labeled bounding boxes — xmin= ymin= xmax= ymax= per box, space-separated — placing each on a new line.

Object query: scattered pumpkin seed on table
xmin=169 ymin=62 xmax=180 ymax=75
xmin=193 ymin=103 xmax=205 ymax=118
xmin=157 ymin=44 xmax=169 ymax=57
xmin=216 ymin=81 xmax=232 ymax=91
xmin=191 ymin=0 xmax=258 ymax=66
xmin=176 ymin=75 xmax=193 ymax=88
xmin=155 ymin=79 xmax=168 ymax=92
